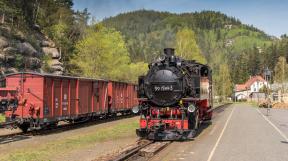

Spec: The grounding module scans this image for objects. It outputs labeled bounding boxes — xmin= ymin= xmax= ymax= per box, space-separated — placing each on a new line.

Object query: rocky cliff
xmin=0 ymin=24 xmax=64 ymax=75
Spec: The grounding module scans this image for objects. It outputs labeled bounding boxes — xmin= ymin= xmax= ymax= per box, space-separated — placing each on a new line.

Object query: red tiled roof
xmin=235 ymin=84 xmax=247 ymax=91
xmin=235 ymin=76 xmax=266 ymax=92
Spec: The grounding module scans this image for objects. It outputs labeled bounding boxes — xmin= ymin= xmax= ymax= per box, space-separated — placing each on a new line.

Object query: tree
xmin=214 ymin=63 xmax=233 ymax=101
xmin=274 ymin=56 xmax=288 ymax=93
xmin=72 ymin=8 xmax=90 ymax=40
xmin=123 ymin=62 xmax=148 ymax=82
xmin=175 ymin=28 xmax=207 ymax=64
xmin=70 ymin=24 xmax=148 ymax=81
xmin=0 ymin=0 xmax=21 ymax=25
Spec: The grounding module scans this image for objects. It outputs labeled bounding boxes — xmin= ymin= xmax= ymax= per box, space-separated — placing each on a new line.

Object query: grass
xmin=0 ymin=114 xmax=5 ymax=123
xmin=213 ymin=101 xmax=233 ymax=107
xmin=0 ymin=118 xmax=138 ymax=161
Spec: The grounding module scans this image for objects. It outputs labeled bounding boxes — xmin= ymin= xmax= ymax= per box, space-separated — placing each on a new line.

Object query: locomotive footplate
xmin=136 ymin=128 xmax=196 ymax=141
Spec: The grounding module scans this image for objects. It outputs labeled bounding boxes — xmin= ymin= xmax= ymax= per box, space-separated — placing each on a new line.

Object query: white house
xmin=234 ymin=76 xmax=269 ymax=101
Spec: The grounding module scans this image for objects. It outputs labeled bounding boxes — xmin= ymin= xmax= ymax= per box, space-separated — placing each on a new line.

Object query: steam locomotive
xmin=135 ymin=48 xmax=213 ymax=140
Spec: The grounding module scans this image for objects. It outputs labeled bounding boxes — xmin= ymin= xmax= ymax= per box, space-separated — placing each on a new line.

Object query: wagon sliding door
xmin=78 ymin=80 xmax=92 ymax=115
xmin=61 ymin=79 xmax=69 ymax=116
xmin=70 ymin=80 xmax=77 ymax=116
xmin=98 ymin=81 xmax=108 ymax=114
xmin=92 ymin=81 xmax=108 ymax=114
xmin=53 ymin=79 xmax=62 ymax=117
xmin=44 ymin=78 xmax=53 ymax=118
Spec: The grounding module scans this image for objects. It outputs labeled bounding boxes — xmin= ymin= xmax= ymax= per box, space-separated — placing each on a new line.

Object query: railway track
xmin=112 ymin=139 xmax=171 ymax=161
xmin=0 ymin=131 xmax=30 ymax=144
xmin=109 ymin=103 xmax=232 ymax=161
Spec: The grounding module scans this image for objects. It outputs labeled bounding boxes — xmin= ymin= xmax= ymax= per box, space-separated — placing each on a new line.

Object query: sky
xmin=73 ymin=0 xmax=288 ymax=37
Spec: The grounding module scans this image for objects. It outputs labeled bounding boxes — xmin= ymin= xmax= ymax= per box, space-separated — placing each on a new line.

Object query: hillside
xmin=102 ymin=10 xmax=275 ymax=84
xmin=1 ymin=2 xmax=288 ymax=91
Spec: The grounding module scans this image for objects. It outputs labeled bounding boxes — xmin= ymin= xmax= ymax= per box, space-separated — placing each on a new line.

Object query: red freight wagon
xmin=108 ymin=81 xmax=138 ymax=114
xmin=0 ymin=72 xmax=138 ymax=132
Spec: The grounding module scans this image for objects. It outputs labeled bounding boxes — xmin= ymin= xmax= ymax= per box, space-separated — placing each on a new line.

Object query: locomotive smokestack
xmin=164 ymin=48 xmax=175 ymax=56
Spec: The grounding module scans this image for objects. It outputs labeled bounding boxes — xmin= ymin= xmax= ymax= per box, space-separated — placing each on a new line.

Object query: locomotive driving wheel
xmin=188 ymin=108 xmax=199 ymax=130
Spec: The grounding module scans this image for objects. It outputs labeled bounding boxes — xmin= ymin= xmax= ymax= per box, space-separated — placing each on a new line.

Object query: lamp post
xmin=263 ymin=67 xmax=272 ymax=98
xmin=257 ymin=80 xmax=259 ymax=104
xmin=246 ymin=87 xmax=249 ymax=102
xmin=263 ymin=67 xmax=272 ymax=83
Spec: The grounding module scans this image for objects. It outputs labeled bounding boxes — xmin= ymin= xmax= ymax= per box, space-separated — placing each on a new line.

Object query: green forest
xmin=102 ymin=10 xmax=288 ymax=97
xmin=1 ymin=0 xmax=288 ymax=98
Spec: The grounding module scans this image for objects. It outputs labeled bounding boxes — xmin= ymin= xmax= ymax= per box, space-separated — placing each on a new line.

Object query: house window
xmin=254 ymin=88 xmax=256 ymax=92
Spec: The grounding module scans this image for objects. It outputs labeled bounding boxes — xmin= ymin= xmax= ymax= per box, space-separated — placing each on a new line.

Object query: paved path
xmin=152 ymin=104 xmax=288 ymax=161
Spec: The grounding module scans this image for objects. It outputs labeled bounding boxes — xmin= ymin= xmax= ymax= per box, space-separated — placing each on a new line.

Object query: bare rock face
xmin=0 ymin=53 xmax=5 ymax=61
xmin=0 ymin=26 xmax=11 ymax=36
xmin=42 ymin=47 xmax=60 ymax=58
xmin=53 ymin=71 xmax=63 ymax=75
xmin=6 ymin=67 xmax=18 ymax=73
xmin=40 ymin=40 xmax=55 ymax=48
xmin=0 ymin=36 xmax=9 ymax=49
xmin=4 ymin=54 xmax=16 ymax=64
xmin=49 ymin=59 xmax=64 ymax=75
xmin=16 ymin=42 xmax=38 ymax=56
xmin=0 ymin=53 xmax=10 ymax=63
xmin=14 ymin=30 xmax=25 ymax=41
xmin=3 ymin=47 xmax=18 ymax=54
xmin=50 ymin=65 xmax=64 ymax=72
xmin=50 ymin=59 xmax=63 ymax=66
xmin=0 ymin=67 xmax=18 ymax=74
xmin=24 ymin=57 xmax=42 ymax=69
xmin=39 ymin=37 xmax=64 ymax=75
xmin=2 ymin=46 xmax=17 ymax=65
xmin=0 ymin=25 xmax=64 ymax=75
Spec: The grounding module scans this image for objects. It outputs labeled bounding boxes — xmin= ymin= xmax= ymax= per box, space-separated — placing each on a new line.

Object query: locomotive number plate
xmin=153 ymin=85 xmax=173 ymax=92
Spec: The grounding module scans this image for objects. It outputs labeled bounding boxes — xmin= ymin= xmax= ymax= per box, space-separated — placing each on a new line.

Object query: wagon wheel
xmin=19 ymin=123 xmax=29 ymax=133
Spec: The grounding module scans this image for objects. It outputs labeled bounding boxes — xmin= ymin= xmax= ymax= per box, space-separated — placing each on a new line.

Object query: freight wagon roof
xmin=4 ymin=72 xmax=109 ymax=82
xmin=4 ymin=72 xmax=137 ymax=85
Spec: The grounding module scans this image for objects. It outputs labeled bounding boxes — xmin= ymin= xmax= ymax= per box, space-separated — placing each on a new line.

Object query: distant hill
xmin=102 ymin=10 xmax=275 ymax=83
xmin=103 ymin=10 xmax=272 ymax=61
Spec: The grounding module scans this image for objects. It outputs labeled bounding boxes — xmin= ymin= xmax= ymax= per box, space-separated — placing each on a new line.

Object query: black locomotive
xmin=136 ymin=48 xmax=213 ymax=140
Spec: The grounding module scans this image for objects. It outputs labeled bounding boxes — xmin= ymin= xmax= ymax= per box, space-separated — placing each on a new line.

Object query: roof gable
xmin=235 ymin=75 xmax=266 ymax=91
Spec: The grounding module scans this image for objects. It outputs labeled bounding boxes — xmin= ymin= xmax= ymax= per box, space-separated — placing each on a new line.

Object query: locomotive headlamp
xmin=132 ymin=106 xmax=140 ymax=114
xmin=188 ymin=104 xmax=196 ymax=113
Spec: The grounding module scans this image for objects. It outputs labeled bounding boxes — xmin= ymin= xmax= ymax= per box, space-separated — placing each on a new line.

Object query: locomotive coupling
xmin=0 ymin=98 xmax=18 ymax=113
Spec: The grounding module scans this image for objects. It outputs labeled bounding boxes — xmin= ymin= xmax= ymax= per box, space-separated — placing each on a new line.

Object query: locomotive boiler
xmin=136 ymin=48 xmax=213 ymax=140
